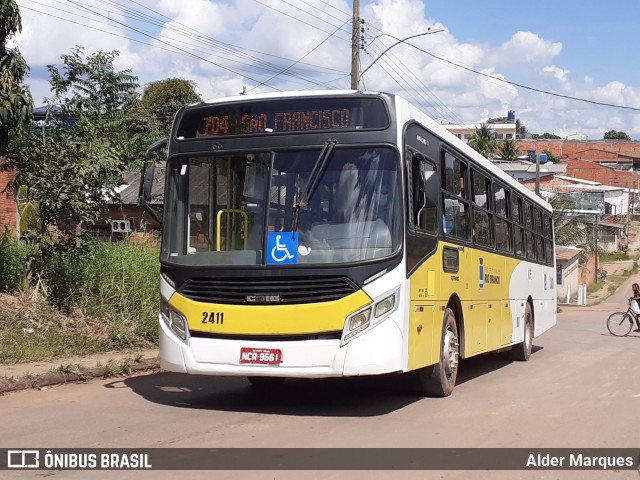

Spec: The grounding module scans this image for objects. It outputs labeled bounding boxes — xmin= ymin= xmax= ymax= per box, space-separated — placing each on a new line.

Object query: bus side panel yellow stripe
xmin=407 ymin=242 xmax=522 ymax=370
xmin=169 ymin=290 xmax=373 ymax=335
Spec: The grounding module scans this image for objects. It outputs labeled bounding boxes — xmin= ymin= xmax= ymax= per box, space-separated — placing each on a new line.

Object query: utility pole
xmin=350 ymin=0 xmax=360 ymax=90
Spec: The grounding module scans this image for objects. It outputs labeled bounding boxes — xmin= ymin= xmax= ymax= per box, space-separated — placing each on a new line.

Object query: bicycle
xmin=606 ymin=299 xmax=640 ymax=336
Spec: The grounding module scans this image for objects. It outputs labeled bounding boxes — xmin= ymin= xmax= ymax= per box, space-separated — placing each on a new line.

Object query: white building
xmin=443 ymin=122 xmax=516 ymax=143
xmin=493 ymin=161 xmax=567 ymax=182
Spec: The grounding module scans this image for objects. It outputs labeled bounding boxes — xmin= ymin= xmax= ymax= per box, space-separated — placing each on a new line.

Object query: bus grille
xmin=178 ymin=276 xmax=358 ymax=305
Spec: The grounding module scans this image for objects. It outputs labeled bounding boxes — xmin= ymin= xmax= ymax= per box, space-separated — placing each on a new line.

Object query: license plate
xmin=239 ymin=347 xmax=283 ymax=365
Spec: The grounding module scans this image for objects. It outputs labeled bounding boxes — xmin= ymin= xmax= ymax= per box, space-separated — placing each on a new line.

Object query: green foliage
xmin=600 ymin=251 xmax=630 ymax=262
xmin=486 ymin=116 xmax=508 ymax=124
xmin=0 ymin=0 xmax=33 ymax=155
xmin=48 ymin=47 xmax=138 ymax=118
xmin=496 ymin=139 xmax=519 ymax=161
xmin=76 ymin=240 xmax=160 ymax=346
xmin=134 ymin=78 xmax=201 ymax=137
xmin=532 ymin=133 xmax=561 ymax=139
xmin=468 ymin=123 xmax=497 ymax=158
xmin=9 ymin=123 xmax=123 ymax=230
xmin=5 ymin=47 xmax=146 ymax=289
xmin=543 ymin=149 xmax=560 ymax=163
xmin=36 ymin=233 xmax=95 ymax=312
xmin=551 ymin=195 xmax=602 ymax=265
xmin=604 ymin=130 xmax=631 ymax=140
xmin=0 ymin=239 xmax=160 ymax=362
xmin=0 ymin=230 xmax=30 ymax=292
xmin=515 ymin=119 xmax=528 ymax=139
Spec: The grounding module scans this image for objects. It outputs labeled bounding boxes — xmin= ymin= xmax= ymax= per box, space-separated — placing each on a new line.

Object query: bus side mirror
xmin=138 ymin=138 xmax=168 ymax=225
xmin=142 ymin=161 xmax=155 ymax=203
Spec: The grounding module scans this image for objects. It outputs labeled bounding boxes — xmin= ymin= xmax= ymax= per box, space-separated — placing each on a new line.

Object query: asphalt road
xmin=1 ymin=286 xmax=639 ymax=480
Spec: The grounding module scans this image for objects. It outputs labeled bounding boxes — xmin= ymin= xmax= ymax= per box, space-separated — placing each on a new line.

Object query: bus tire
xmin=418 ymin=308 xmax=459 ymax=397
xmin=247 ymin=376 xmax=285 ymax=389
xmin=511 ymin=303 xmax=533 ymax=361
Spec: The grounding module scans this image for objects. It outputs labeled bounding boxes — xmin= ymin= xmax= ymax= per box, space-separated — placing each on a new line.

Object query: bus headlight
xmin=374 ymin=294 xmax=396 ymax=318
xmin=341 ymin=289 xmax=399 ymax=346
xmin=349 ymin=309 xmax=371 ymax=331
xmin=160 ymin=297 xmax=189 ymax=342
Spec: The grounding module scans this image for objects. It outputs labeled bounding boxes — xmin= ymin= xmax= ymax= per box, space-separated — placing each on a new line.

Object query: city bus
xmin=139 ymin=90 xmax=556 ymax=396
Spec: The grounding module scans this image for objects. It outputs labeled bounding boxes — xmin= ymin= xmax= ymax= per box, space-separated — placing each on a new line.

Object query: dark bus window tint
xmin=545 ymin=215 xmax=554 ymax=239
xmin=410 ymin=153 xmax=438 ymax=234
xmin=472 ymin=170 xmax=490 ymax=209
xmin=546 ymin=239 xmax=554 ymax=265
xmin=514 ymin=226 xmax=525 ymax=256
xmin=535 ymin=209 xmax=543 ymax=234
xmin=536 ymin=234 xmax=545 ymax=263
xmin=495 ymin=184 xmax=508 ymax=217
xmin=512 ymin=195 xmax=521 ymax=224
xmin=496 ymin=217 xmax=511 ymax=252
xmin=442 ymin=195 xmax=469 ymax=240
xmin=442 ymin=152 xmax=467 ymax=198
xmin=473 ymin=209 xmax=493 ymax=247
xmin=526 ymin=231 xmax=536 ymax=260
xmin=525 ymin=202 xmax=533 ymax=230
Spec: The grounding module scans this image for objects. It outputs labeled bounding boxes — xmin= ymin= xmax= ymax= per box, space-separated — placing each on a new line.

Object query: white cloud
xmin=12 ymin=0 xmax=640 ymax=139
xmin=492 ymin=31 xmax=563 ymax=68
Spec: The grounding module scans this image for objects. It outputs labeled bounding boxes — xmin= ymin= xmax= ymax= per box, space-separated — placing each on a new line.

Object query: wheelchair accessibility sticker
xmin=267 ymin=232 xmax=299 ymax=264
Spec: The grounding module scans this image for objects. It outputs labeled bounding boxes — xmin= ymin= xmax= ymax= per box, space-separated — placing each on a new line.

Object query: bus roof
xmin=197 ymin=89 xmax=551 ymax=212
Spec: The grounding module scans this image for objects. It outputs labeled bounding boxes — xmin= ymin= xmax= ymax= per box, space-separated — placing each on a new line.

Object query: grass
xmin=600 ymin=251 xmax=631 ymax=262
xmin=587 ymin=281 xmax=604 ymax=295
xmin=0 ymin=238 xmax=159 ymax=364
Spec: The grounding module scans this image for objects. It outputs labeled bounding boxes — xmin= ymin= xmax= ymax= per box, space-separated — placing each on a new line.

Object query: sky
xmin=13 ymin=0 xmax=640 ymax=140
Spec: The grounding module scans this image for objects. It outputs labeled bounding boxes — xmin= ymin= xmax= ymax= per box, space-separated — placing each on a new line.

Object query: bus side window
xmin=411 ymin=152 xmax=438 ymax=234
xmin=441 ymin=152 xmax=470 ymax=240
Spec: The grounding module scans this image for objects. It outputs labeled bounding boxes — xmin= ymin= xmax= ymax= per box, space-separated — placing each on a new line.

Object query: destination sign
xmin=175 ymin=97 xmax=389 ymax=139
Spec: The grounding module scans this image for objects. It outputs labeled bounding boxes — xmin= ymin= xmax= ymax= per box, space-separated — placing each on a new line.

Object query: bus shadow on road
xmin=120 ymin=349 xmax=540 ymax=417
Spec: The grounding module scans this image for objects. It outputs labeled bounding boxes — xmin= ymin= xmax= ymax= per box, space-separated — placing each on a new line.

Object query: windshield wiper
xmin=292 ymin=138 xmax=337 ymax=232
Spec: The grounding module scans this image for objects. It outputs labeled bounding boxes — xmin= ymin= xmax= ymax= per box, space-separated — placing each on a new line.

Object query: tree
xmin=532 ymin=133 xmax=561 ymax=139
xmin=6 ymin=48 xmax=141 ymax=288
xmin=468 ymin=123 xmax=497 ymax=158
xmin=603 ymin=130 xmax=631 ymax=140
xmin=496 ymin=139 xmax=519 ymax=162
xmin=486 ymin=116 xmax=508 ymax=124
xmin=551 ymin=195 xmax=602 ymax=265
xmin=515 ymin=119 xmax=528 ymax=139
xmin=543 ymin=149 xmax=560 ymax=164
xmin=134 ymin=78 xmax=201 ymax=138
xmin=0 ymin=0 xmax=33 ymax=156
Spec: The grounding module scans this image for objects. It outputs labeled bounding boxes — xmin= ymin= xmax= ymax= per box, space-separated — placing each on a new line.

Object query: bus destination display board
xmin=175 ymin=97 xmax=389 ymax=139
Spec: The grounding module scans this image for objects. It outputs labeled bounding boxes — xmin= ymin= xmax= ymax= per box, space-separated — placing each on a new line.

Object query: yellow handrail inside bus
xmin=216 ymin=209 xmax=248 ymax=250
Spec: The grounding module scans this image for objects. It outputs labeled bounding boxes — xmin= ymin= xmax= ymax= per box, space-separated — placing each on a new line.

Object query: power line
xmin=398 ymin=38 xmax=640 ymax=112
xmin=246 ymin=18 xmax=351 ymax=93
xmin=63 ymin=0 xmax=278 ymax=89
xmin=249 ymin=0 xmax=352 ymax=43
xmin=20 ymin=0 xmax=348 ymax=91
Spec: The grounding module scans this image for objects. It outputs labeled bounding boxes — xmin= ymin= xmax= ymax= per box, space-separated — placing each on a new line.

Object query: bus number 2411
xmin=202 ymin=312 xmax=224 ymax=325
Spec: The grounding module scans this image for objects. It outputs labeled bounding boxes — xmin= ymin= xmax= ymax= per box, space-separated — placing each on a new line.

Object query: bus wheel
xmin=247 ymin=376 xmax=285 ymax=389
xmin=511 ymin=303 xmax=533 ymax=361
xmin=418 ymin=308 xmax=459 ymax=397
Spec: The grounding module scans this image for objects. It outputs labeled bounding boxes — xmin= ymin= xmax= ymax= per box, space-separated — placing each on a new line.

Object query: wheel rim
xmin=443 ymin=327 xmax=459 ymax=376
xmin=524 ymin=315 xmax=532 ymax=351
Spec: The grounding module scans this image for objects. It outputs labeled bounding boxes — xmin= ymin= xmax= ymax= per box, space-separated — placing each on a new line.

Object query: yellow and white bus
xmin=140 ymin=90 xmax=556 ymax=396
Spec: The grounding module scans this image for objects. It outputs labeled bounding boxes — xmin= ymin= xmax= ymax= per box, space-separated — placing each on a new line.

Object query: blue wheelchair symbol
xmin=267 ymin=232 xmax=298 ymax=264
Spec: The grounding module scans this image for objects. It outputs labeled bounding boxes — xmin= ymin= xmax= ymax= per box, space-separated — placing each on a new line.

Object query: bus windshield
xmin=162 ymin=147 xmax=402 ymax=266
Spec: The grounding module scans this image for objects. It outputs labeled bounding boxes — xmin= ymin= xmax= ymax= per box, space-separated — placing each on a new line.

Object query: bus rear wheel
xmin=511 ymin=303 xmax=533 ymax=361
xmin=418 ymin=308 xmax=459 ymax=397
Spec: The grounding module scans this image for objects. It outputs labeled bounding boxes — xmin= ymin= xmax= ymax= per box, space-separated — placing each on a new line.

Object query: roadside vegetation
xmin=0 ymin=3 xmax=200 ymax=366
xmin=0 ymin=235 xmax=159 ymax=363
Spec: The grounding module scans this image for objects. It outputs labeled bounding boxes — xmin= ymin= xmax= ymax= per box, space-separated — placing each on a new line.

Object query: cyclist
xmin=629 ymin=283 xmax=640 ymax=332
